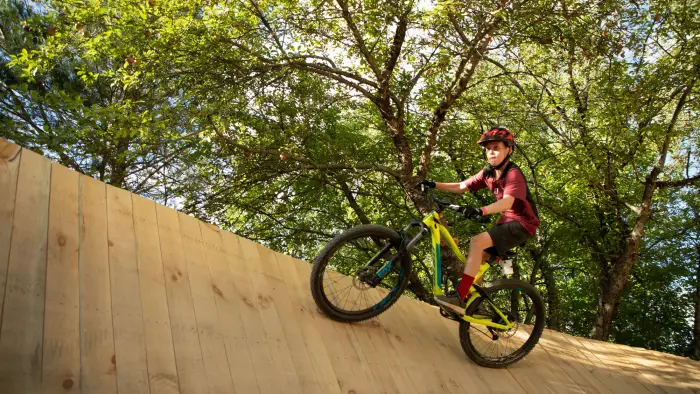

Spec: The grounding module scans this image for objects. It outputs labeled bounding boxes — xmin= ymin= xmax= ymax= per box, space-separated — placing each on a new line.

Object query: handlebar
xmin=420 ymin=185 xmax=465 ymax=215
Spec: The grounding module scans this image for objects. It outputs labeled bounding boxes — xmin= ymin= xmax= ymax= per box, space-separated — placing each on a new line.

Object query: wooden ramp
xmin=0 ymin=137 xmax=698 ymax=394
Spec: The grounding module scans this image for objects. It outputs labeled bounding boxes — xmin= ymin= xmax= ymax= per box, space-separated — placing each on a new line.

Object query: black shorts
xmin=485 ymin=221 xmax=532 ymax=257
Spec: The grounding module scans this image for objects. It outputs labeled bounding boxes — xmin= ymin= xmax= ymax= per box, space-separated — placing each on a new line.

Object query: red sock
xmin=457 ymin=274 xmax=475 ymax=300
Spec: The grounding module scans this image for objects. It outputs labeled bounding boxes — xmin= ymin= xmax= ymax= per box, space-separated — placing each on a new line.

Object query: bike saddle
xmin=485 ymin=247 xmax=517 ymax=262
xmin=500 ymin=250 xmax=517 ymax=260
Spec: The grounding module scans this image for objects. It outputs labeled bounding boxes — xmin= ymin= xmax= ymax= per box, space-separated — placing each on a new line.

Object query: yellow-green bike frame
xmin=422 ymin=211 xmax=514 ymax=331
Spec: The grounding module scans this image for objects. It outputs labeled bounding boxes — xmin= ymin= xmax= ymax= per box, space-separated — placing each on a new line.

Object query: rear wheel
xmin=459 ymin=279 xmax=545 ymax=368
xmin=310 ymin=224 xmax=411 ymax=322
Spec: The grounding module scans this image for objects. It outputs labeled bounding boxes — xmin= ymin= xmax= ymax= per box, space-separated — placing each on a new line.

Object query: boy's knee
xmin=469 ymin=232 xmax=491 ymax=251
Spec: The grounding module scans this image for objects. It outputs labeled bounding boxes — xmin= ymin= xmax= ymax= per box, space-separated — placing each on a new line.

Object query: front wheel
xmin=310 ymin=224 xmax=411 ymax=323
xmin=459 ymin=279 xmax=545 ymax=368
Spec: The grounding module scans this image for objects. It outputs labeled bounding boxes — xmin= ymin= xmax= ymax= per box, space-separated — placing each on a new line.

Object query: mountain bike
xmin=309 ymin=186 xmax=545 ymax=368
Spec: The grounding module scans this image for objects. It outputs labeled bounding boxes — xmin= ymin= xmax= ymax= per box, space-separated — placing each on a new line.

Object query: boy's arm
xmin=480 ymin=167 xmax=525 ymax=215
xmin=434 ymin=181 xmax=465 ymax=193
xmin=480 ymin=195 xmax=515 ymax=215
xmin=433 ymin=171 xmax=487 ymax=194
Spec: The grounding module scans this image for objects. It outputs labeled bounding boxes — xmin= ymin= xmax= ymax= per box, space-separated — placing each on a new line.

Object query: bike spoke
xmin=466 ymin=286 xmax=541 ymax=364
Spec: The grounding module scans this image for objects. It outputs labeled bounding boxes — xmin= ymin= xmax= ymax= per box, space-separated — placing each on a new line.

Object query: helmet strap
xmin=483 ymin=147 xmax=512 ymax=178
xmin=493 ymin=154 xmax=510 ymax=170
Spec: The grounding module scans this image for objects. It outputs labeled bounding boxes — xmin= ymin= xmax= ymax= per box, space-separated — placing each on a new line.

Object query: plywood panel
xmin=132 ymin=195 xmax=180 ymax=394
xmin=78 ymin=175 xmax=117 ymax=394
xmin=290 ymin=258 xmax=378 ymax=394
xmin=232 ymin=235 xmax=299 ymax=393
xmin=42 ymin=163 xmax=81 ymax=393
xmin=155 ymin=204 xmax=208 ymax=394
xmin=0 ymin=139 xmax=21 ymax=327
xmin=274 ymin=254 xmax=342 ymax=394
xmin=178 ymin=213 xmax=234 ymax=394
xmin=198 ymin=222 xmax=259 ymax=394
xmin=106 ymin=185 xmax=149 ymax=394
xmin=0 ymin=147 xmax=51 ymax=393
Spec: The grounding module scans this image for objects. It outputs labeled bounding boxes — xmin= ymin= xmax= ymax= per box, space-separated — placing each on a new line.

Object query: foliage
xmin=1 ymin=0 xmax=699 ymax=357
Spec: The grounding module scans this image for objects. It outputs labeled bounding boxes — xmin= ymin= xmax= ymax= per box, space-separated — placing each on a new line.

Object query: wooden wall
xmin=0 ymin=138 xmax=698 ymax=394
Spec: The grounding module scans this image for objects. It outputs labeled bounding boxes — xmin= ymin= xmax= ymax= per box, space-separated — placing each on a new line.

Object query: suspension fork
xmin=358 ymin=220 xmax=428 ymax=285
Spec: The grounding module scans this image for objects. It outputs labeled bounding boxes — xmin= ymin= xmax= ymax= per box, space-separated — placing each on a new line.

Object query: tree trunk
xmin=693 ymin=243 xmax=700 ymax=360
xmin=540 ymin=259 xmax=561 ymax=330
xmin=406 ymin=271 xmax=432 ymax=303
xmin=592 ymin=231 xmax=643 ymax=340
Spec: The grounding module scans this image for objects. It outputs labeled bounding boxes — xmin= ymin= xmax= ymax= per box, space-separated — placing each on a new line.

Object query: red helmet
xmin=477 ymin=127 xmax=516 ymax=147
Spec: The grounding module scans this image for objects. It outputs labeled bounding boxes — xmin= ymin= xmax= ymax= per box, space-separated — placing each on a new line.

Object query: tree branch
xmin=484 ymin=56 xmax=573 ymax=147
xmin=338 ymin=179 xmax=371 ymax=225
xmin=416 ymin=8 xmax=507 ymax=178
xmin=336 ymin=0 xmax=381 ymax=79
xmin=210 ymin=120 xmax=403 ymax=179
xmin=380 ymin=9 xmax=410 ymax=91
xmin=250 ymin=0 xmax=287 ymax=55
xmin=656 ymin=174 xmax=700 ymax=189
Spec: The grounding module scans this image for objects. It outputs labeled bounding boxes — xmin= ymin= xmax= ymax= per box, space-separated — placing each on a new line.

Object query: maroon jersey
xmin=459 ymin=163 xmax=540 ymax=236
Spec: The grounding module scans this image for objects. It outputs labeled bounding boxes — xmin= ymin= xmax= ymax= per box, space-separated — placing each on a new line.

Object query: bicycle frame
xmin=418 ymin=210 xmax=514 ymax=330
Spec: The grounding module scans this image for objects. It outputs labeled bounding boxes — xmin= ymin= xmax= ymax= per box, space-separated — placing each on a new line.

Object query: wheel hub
xmin=353 ymin=267 xmax=377 ymax=290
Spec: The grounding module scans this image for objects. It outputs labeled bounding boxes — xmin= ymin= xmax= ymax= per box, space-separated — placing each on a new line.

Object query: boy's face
xmin=484 ymin=141 xmax=511 ymax=166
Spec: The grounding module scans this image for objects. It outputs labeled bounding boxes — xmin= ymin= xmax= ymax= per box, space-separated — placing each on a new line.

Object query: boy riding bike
xmin=419 ymin=126 xmax=540 ymax=314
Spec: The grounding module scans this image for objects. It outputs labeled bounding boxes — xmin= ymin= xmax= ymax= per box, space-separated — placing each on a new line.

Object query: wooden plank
xmin=564 ymin=333 xmax=653 ymax=393
xmin=349 ymin=309 xmax=417 ymax=394
xmin=178 ymin=213 xmax=234 ymax=394
xmin=41 ymin=163 xmax=81 ymax=393
xmin=631 ymin=348 xmax=700 ymax=392
xmin=78 ymin=175 xmax=117 ymax=394
xmin=0 ymin=139 xmax=21 ymax=327
xmin=616 ymin=343 xmax=694 ymax=394
xmin=281 ymin=255 xmax=368 ymax=394
xmin=578 ymin=336 xmax=665 ymax=393
xmin=431 ymin=300 xmax=524 ymax=393
xmin=132 ymin=195 xmax=180 ymax=394
xmin=105 ymin=185 xmax=149 ymax=394
xmin=304 ymin=260 xmax=403 ymax=394
xmin=198 ymin=222 xmax=259 ymax=394
xmin=0 ymin=147 xmax=51 ymax=393
xmin=372 ymin=295 xmax=463 ymax=394
xmin=256 ymin=245 xmax=321 ymax=394
xmin=504 ymin=329 xmax=586 ymax=394
xmin=155 ymin=204 xmax=208 ymax=394
xmin=274 ymin=254 xmax=343 ymax=394
xmin=231 ymin=235 xmax=304 ymax=393
xmin=315 ymin=269 xmax=397 ymax=394
xmin=538 ymin=329 xmax=612 ymax=394
xmin=394 ymin=296 xmax=493 ymax=394
xmin=231 ymin=239 xmax=300 ymax=393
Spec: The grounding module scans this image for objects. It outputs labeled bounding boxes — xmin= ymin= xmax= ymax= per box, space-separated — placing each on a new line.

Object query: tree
xmin=483 ymin=0 xmax=700 ymax=339
xmin=1 ymin=0 xmax=200 ymax=202
xmin=6 ymin=0 xmax=700 ymax=351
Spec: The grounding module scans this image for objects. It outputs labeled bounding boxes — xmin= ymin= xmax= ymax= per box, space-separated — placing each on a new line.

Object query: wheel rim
xmin=465 ymin=286 xmax=542 ymax=364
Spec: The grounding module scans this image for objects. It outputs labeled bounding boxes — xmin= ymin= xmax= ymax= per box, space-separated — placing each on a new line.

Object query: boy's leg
xmin=435 ymin=232 xmax=493 ymax=312
xmin=456 ymin=232 xmax=493 ymax=299
xmin=463 ymin=232 xmax=494 ymax=277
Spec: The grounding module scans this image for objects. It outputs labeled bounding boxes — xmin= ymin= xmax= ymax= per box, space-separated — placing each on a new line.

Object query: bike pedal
xmin=439 ymin=307 xmax=463 ymax=322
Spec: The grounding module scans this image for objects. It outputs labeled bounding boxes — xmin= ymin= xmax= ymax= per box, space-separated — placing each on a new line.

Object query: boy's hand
xmin=459 ymin=206 xmax=483 ymax=219
xmin=418 ymin=179 xmax=436 ymax=189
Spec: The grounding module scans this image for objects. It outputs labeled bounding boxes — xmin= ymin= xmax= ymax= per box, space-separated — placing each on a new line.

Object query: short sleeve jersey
xmin=459 ymin=163 xmax=540 ymax=236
